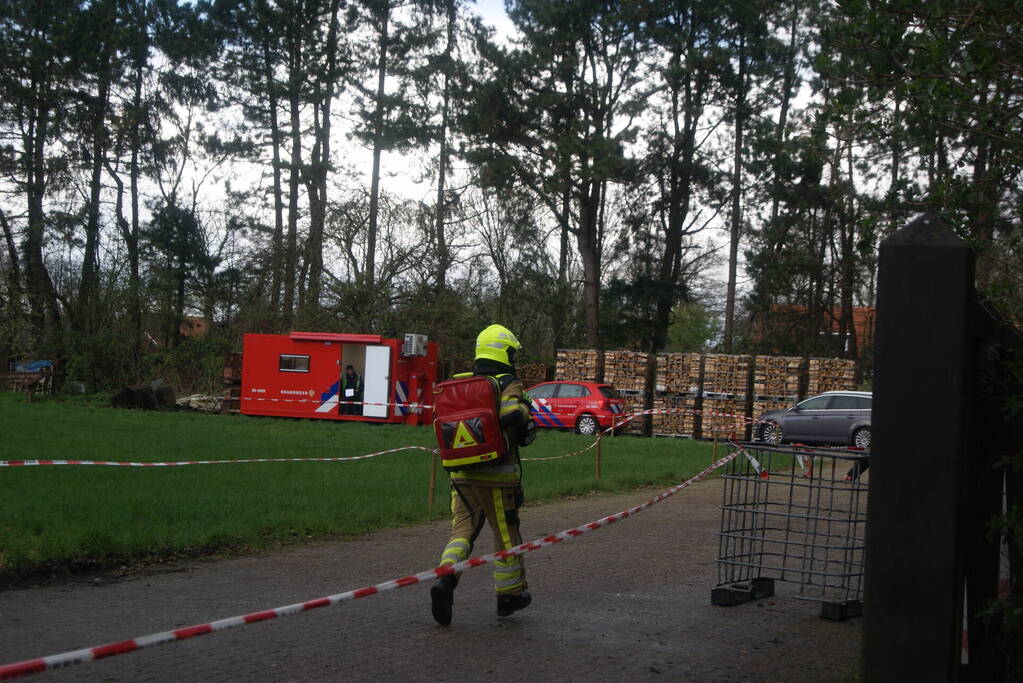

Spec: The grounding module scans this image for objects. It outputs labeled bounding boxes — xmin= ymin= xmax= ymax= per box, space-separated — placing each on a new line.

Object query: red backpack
xmin=432 ymin=374 xmax=508 ymax=471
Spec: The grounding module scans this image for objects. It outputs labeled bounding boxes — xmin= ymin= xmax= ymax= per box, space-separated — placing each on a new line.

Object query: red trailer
xmin=240 ymin=332 xmax=438 ymax=425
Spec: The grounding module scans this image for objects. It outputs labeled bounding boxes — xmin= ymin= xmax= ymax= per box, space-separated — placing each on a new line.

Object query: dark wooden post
xmin=966 ymin=321 xmax=1023 ymax=682
xmin=864 ymin=215 xmax=976 ymax=681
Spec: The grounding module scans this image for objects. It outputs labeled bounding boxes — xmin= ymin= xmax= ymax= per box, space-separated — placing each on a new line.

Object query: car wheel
xmin=576 ymin=414 xmax=599 ymax=436
xmin=760 ymin=422 xmax=781 ymax=444
xmin=852 ymin=427 xmax=871 ymax=450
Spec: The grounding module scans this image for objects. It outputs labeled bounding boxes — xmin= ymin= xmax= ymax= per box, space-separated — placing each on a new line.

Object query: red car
xmin=525 ymin=381 xmax=626 ymax=435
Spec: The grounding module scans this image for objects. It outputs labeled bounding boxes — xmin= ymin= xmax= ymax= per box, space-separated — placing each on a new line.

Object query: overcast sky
xmin=472 ymin=0 xmax=517 ymax=42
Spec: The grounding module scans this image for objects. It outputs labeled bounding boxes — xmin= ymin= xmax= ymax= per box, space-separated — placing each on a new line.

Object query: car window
xmin=527 ymin=384 xmax=556 ymax=399
xmin=828 ymin=395 xmax=860 ymax=410
xmin=797 ymin=395 xmax=832 ymax=410
xmin=855 ymin=396 xmax=872 ymax=410
xmin=558 ymin=383 xmax=589 ymax=398
xmin=598 ymin=386 xmax=619 ymax=399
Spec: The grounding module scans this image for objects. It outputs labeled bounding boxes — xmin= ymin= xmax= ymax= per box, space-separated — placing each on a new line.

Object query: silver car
xmin=756 ymin=391 xmax=872 ymax=449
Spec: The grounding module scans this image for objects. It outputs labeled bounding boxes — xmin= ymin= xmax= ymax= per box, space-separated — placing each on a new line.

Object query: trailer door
xmin=363 ymin=345 xmax=391 ymax=418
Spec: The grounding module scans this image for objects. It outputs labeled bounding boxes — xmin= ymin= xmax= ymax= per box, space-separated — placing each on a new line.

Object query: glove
xmin=517 ymin=418 xmax=536 ymax=447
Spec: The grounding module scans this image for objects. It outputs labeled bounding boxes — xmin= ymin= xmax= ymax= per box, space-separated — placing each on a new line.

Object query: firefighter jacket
xmin=342 ymin=373 xmax=363 ymax=397
xmin=448 ymin=360 xmax=531 ymax=488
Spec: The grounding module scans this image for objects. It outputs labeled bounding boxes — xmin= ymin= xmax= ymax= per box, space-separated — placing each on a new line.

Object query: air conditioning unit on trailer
xmin=402 ymin=333 xmax=428 ymax=357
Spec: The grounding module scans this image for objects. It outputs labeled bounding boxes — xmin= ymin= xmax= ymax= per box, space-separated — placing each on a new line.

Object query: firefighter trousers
xmin=438 ymin=483 xmax=526 ymax=595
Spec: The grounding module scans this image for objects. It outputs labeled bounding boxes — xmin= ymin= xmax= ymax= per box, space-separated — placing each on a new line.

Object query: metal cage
xmin=713 ymin=444 xmax=869 ymax=620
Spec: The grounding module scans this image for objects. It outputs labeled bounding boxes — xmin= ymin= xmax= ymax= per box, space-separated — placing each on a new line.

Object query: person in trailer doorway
xmin=431 ymin=324 xmax=537 ymax=625
xmin=341 ymin=365 xmax=363 ymax=415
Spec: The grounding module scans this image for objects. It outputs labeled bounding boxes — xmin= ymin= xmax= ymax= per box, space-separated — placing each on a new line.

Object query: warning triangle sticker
xmin=452 ymin=421 xmax=479 ymax=449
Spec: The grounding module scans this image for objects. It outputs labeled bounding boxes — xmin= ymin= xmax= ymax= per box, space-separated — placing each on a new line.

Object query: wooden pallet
xmin=221 ymin=384 xmax=240 ymax=414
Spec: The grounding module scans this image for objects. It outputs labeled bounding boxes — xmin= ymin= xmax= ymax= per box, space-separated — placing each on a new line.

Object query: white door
xmin=363 ymin=345 xmax=391 ymax=418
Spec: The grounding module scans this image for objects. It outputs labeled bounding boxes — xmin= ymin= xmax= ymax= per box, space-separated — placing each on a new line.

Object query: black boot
xmin=430 ymin=574 xmax=458 ymax=626
xmin=496 ymin=590 xmax=532 ymax=617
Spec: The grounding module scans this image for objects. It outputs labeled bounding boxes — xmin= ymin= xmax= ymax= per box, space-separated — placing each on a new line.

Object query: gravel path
xmin=0 ymin=479 xmax=860 ymax=682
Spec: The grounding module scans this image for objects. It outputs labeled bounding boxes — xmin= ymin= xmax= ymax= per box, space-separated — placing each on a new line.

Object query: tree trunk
xmin=365 ymin=2 xmax=390 ymax=290
xmin=127 ymin=47 xmax=144 ymax=361
xmin=769 ymin=3 xmax=799 ymax=253
xmin=549 ymin=188 xmax=571 ymax=352
xmin=650 ymin=32 xmax=703 ymax=357
xmin=577 ymin=180 xmax=602 ymax=347
xmin=723 ymin=33 xmax=747 ymax=353
xmin=970 ymin=81 xmax=1003 ymax=289
xmin=304 ymin=0 xmax=342 ymax=311
xmin=283 ymin=14 xmax=304 ymax=326
xmin=551 ymin=64 xmax=577 ymax=352
xmin=264 ymin=41 xmax=285 ymax=314
xmin=24 ymin=96 xmax=62 ymax=348
xmin=434 ymin=0 xmax=455 ymax=294
xmin=0 ymin=209 xmax=21 ymax=307
xmin=840 ymin=135 xmax=858 ymax=361
xmin=80 ymin=21 xmax=115 ymax=336
xmin=174 ymin=226 xmax=187 ymax=347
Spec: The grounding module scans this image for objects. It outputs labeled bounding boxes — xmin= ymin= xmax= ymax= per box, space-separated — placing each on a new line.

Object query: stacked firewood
xmin=807 ymin=357 xmax=857 ymax=394
xmin=555 ymin=349 xmax=601 ymax=382
xmin=700 ymin=396 xmax=748 ymax=439
xmin=702 ymin=354 xmax=751 ymax=395
xmin=517 ymin=363 xmax=549 ymax=388
xmin=617 ymin=392 xmax=648 ymax=434
xmin=655 ymin=353 xmax=702 ymax=394
xmin=652 ymin=394 xmax=695 ymax=436
xmin=752 ymin=355 xmax=802 ymax=398
xmin=603 ymin=350 xmax=649 ymax=392
xmin=751 ymin=399 xmax=795 ymax=437
xmin=221 ymin=351 xmax=243 ymax=414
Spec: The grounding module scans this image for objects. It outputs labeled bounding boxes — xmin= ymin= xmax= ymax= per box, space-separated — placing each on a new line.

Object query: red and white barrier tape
xmin=520 ymin=432 xmax=605 ymax=462
xmin=0 ymin=406 xmax=859 ymax=470
xmin=520 ymin=446 xmax=597 ymax=462
xmin=0 ymin=446 xmax=432 ymax=469
xmin=521 ymin=410 xmax=634 ymax=461
xmin=243 ymin=396 xmax=429 ymax=410
xmin=613 ymin=406 xmax=770 ymax=428
xmin=742 ymin=449 xmax=769 ymax=479
xmin=0 ymin=448 xmax=740 ymax=681
xmin=241 ymin=397 xmax=772 ymax=428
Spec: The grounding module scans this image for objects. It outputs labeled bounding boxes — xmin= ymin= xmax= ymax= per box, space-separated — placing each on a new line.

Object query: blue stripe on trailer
xmin=395 ymin=381 xmax=409 ymax=414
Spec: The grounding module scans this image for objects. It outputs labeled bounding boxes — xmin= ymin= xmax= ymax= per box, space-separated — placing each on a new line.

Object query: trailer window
xmin=279 ymin=354 xmax=310 ymax=373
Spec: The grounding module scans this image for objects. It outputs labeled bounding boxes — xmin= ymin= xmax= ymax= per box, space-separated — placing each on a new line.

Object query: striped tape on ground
xmin=0 ymin=448 xmax=740 ymax=681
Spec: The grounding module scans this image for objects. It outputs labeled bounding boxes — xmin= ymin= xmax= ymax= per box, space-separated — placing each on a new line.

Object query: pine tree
xmin=464 ymin=0 xmax=645 ymax=349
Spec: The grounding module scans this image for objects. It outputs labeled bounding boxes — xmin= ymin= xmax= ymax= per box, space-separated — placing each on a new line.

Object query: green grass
xmin=0 ymin=393 xmax=721 ymax=578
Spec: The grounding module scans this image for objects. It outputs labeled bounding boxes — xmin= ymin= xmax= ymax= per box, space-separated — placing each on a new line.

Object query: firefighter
xmin=341 ymin=365 xmax=363 ymax=415
xmin=431 ymin=324 xmax=536 ymax=625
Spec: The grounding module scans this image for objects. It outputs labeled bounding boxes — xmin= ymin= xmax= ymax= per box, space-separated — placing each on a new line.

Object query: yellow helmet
xmin=475 ymin=324 xmax=521 ymax=366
